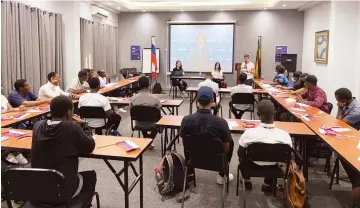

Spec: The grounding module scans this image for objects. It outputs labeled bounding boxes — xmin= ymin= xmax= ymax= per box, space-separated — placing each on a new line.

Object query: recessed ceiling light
xmin=142 ymin=10 xmax=146 ymax=12
xmin=117 ymin=7 xmax=121 ymax=9
xmin=282 ymin=4 xmax=286 ymax=7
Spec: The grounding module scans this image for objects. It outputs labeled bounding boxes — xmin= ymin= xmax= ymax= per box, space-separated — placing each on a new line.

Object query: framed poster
xmin=314 ymin=30 xmax=329 ymax=64
xmin=131 ymin=45 xmax=141 ymax=60
xmin=275 ymin=45 xmax=288 ymax=62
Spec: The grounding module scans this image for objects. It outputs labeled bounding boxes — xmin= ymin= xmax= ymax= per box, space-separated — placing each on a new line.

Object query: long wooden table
xmin=254 ymin=79 xmax=360 ymax=174
xmin=1 ymin=76 xmax=141 ymax=128
xmin=1 ymin=128 xmax=151 ymax=208
xmin=186 ymin=87 xmax=268 ymax=114
xmin=156 ymin=115 xmax=315 ymax=157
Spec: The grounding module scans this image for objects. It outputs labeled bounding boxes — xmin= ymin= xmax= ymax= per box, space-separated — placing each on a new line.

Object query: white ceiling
xmin=91 ymin=0 xmax=317 ymax=13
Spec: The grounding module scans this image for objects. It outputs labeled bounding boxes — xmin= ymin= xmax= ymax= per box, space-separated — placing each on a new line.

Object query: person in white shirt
xmin=97 ymin=70 xmax=110 ymax=87
xmin=229 ymin=73 xmax=253 ymax=119
xmin=237 ymin=100 xmax=293 ymax=191
xmin=78 ymin=77 xmax=121 ymax=135
xmin=38 ymin=72 xmax=71 ymax=99
xmin=240 ymin=54 xmax=255 ymax=86
xmin=67 ymin=70 xmax=89 ymax=94
xmin=211 ymin=62 xmax=223 ymax=79
xmin=198 ymin=73 xmax=220 ymax=114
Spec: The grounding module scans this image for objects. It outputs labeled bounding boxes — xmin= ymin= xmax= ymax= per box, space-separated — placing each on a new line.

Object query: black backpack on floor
xmin=155 ymin=151 xmax=187 ymax=198
xmin=153 ymin=82 xmax=162 ymax=94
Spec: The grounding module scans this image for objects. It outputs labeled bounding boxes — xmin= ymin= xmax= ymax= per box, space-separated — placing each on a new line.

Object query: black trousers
xmin=340 ymin=158 xmax=360 ymax=188
xmin=141 ymin=129 xmax=158 ymax=139
xmin=239 ymin=158 xmax=275 ymax=185
xmin=95 ymin=113 xmax=121 ymax=135
xmin=219 ymin=138 xmax=234 ymax=177
xmin=229 ymin=101 xmax=246 ymax=119
xmin=172 ymin=79 xmax=188 ymax=92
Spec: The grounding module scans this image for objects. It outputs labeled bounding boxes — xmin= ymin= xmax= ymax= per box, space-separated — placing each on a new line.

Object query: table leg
xmin=302 ymin=138 xmax=308 ymax=182
xmin=189 ymin=92 xmax=193 ymax=114
xmin=176 ymin=106 xmax=179 ymax=115
xmin=139 ymin=155 xmax=143 ymax=208
xmin=124 ymin=161 xmax=129 ymax=208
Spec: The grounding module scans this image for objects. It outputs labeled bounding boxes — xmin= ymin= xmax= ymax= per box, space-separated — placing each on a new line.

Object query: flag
xmin=254 ymin=36 xmax=262 ymax=79
xmin=151 ymin=36 xmax=158 ymax=78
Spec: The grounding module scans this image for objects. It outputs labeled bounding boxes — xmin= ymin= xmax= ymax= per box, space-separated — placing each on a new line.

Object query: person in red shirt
xmin=296 ymin=75 xmax=329 ymax=113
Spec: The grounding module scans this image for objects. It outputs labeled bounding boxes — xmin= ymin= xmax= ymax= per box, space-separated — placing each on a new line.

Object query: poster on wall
xmin=314 ymin=30 xmax=329 ymax=64
xmin=275 ymin=45 xmax=288 ymax=62
xmin=131 ymin=45 xmax=141 ymax=60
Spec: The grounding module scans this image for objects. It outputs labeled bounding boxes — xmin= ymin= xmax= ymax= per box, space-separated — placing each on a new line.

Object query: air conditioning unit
xmin=92 ymin=11 xmax=108 ymax=19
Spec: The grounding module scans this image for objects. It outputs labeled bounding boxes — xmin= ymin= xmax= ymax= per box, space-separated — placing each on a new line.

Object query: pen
xmin=97 ymin=143 xmax=118 ymax=148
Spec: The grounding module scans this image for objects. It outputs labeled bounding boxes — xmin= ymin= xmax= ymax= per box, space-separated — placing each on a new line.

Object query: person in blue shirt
xmin=8 ymin=79 xmax=50 ymax=107
xmin=273 ymin=65 xmax=291 ymax=87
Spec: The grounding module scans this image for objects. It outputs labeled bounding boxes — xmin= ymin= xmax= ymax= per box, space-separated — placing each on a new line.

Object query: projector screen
xmin=169 ymin=24 xmax=234 ymax=73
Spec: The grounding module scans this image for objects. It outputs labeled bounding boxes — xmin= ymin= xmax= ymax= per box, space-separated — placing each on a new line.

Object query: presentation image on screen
xmin=169 ymin=24 xmax=234 ymax=73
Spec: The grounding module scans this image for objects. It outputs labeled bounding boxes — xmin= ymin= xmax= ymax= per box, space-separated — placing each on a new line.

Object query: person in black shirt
xmin=171 ymin=60 xmax=188 ymax=97
xmin=31 ymin=96 xmax=96 ymax=204
xmin=180 ymin=86 xmax=234 ymax=184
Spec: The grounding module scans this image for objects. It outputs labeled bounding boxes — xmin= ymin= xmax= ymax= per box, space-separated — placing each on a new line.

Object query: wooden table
xmin=156 ymin=115 xmax=315 ymax=157
xmin=186 ymin=87 xmax=268 ymax=114
xmin=170 ymin=76 xmax=206 ymax=81
xmin=109 ymin=98 xmax=184 ymax=115
xmin=254 ymin=79 xmax=360 ymax=174
xmin=1 ymin=128 xmax=151 ymax=208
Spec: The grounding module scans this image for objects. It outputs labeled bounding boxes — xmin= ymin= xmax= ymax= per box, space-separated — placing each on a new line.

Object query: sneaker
xmin=117 ymin=108 xmax=127 ymax=113
xmin=148 ymin=143 xmax=155 ymax=150
xmin=6 ymin=153 xmax=18 ymax=164
xmin=261 ymin=184 xmax=273 ymax=193
xmin=241 ymin=180 xmax=253 ymax=190
xmin=15 ymin=153 xmax=28 ymax=165
xmin=216 ymin=173 xmax=234 ymax=185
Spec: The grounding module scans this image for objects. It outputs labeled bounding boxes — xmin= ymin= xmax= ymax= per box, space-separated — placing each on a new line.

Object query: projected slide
xmin=169 ymin=24 xmax=234 ymax=73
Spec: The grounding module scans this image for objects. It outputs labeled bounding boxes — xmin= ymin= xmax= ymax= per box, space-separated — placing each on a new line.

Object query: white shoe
xmin=216 ymin=173 xmax=234 ymax=185
xmin=6 ymin=153 xmax=18 ymax=164
xmin=117 ymin=108 xmax=127 ymax=113
xmin=15 ymin=153 xmax=28 ymax=165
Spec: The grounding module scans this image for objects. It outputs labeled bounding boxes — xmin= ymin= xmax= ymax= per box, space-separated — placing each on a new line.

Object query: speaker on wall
xmin=281 ymin=54 xmax=297 ymax=73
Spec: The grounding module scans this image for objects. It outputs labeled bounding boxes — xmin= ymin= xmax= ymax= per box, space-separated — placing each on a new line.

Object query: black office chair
xmin=79 ymin=106 xmax=109 ymax=135
xmin=229 ymin=93 xmax=257 ymax=119
xmin=236 ymin=143 xmax=292 ymax=208
xmin=181 ymin=136 xmax=229 ymax=208
xmin=130 ymin=106 xmax=162 ymax=137
xmin=2 ymin=168 xmax=100 ymax=208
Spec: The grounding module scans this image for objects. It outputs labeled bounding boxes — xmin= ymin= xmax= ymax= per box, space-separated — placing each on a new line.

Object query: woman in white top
xmin=240 ymin=54 xmax=255 ymax=86
xmin=211 ymin=62 xmax=223 ymax=79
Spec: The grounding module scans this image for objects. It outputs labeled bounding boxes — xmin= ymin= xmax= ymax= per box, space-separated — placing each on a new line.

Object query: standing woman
xmin=240 ymin=54 xmax=255 ymax=86
xmin=171 ymin=60 xmax=188 ymax=97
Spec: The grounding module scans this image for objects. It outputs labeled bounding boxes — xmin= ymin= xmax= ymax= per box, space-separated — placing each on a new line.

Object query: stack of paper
xmin=227 ymin=121 xmax=239 ymax=129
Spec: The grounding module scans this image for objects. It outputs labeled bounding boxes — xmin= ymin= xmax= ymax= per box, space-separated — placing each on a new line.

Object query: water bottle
xmin=199 ymin=72 xmax=202 ymax=77
xmin=261 ymin=75 xmax=264 ymax=81
xmin=155 ymin=169 xmax=163 ymax=189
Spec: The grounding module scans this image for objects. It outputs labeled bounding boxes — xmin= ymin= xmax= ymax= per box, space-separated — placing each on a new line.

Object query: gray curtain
xmin=1 ymin=1 xmax=64 ymax=95
xmin=80 ymin=18 xmax=118 ymax=76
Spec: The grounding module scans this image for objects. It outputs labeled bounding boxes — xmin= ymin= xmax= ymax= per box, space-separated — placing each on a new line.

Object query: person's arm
xmin=75 ymin=123 xmax=95 ymax=154
xmin=222 ymin=120 xmax=232 ymax=153
xmin=342 ymin=110 xmax=360 ymax=127
xmin=103 ymin=99 xmax=114 ymax=118
xmin=22 ymin=99 xmax=50 ymax=107
xmin=336 ymin=106 xmax=344 ymax=120
xmin=304 ymin=91 xmax=326 ymax=108
xmin=155 ymin=97 xmax=162 ymax=108
xmin=237 ymin=130 xmax=250 ymax=160
xmin=250 ymin=63 xmax=255 ymax=75
xmin=59 ymin=88 xmax=70 ymax=97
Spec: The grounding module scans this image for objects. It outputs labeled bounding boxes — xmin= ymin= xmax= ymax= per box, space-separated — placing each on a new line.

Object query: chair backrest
xmin=246 ymin=143 xmax=292 ymax=163
xmin=231 ymin=93 xmax=255 ymax=105
xmin=2 ymin=168 xmax=69 ymax=205
xmin=182 ymin=135 xmax=227 ymax=172
xmin=130 ymin=106 xmax=161 ymax=122
xmin=327 ymin=102 xmax=333 ymax=115
xmin=79 ymin=106 xmax=107 ymax=119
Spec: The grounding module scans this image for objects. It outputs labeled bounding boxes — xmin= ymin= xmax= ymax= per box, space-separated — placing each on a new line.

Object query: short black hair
xmin=83 ymin=68 xmax=91 ymax=73
xmin=78 ymin=70 xmax=88 ymax=78
xmin=305 ymin=75 xmax=317 ymax=86
xmin=257 ymin=100 xmax=274 ymax=121
xmin=244 ymin=54 xmax=250 ymax=58
xmin=50 ymin=96 xmax=73 ymax=118
xmin=88 ymin=77 xmax=100 ymax=89
xmin=275 ymin=65 xmax=285 ymax=74
xmin=293 ymin=71 xmax=302 ymax=78
xmin=239 ymin=73 xmax=247 ymax=83
xmin=299 ymin=73 xmax=309 ymax=78
xmin=138 ymin=76 xmax=149 ymax=90
xmin=335 ymin=88 xmax=352 ymax=100
xmin=14 ymin=79 xmax=27 ymax=91
xmin=97 ymin=69 xmax=105 ymax=74
xmin=47 ymin=72 xmax=57 ymax=81
xmin=198 ymin=97 xmax=211 ymax=106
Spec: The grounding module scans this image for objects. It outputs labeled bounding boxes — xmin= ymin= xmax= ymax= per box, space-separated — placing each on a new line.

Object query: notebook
xmin=116 ymin=140 xmax=140 ymax=152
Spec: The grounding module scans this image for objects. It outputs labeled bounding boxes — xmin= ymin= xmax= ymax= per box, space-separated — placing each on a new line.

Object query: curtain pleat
xmin=1 ymin=1 xmax=64 ymax=94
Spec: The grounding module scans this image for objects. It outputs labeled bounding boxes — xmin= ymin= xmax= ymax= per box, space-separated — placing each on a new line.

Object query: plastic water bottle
xmin=199 ymin=72 xmax=202 ymax=77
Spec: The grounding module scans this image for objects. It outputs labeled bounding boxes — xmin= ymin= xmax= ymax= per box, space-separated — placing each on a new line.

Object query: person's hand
xmin=69 ymin=94 xmax=76 ymax=99
xmin=19 ymin=105 xmax=27 ymax=111
xmin=51 ymin=79 xmax=59 ymax=86
xmin=72 ymin=115 xmax=86 ymax=124
xmin=296 ymin=96 xmax=305 ymax=103
xmin=12 ymin=108 xmax=21 ymax=112
xmin=337 ymin=102 xmax=345 ymax=108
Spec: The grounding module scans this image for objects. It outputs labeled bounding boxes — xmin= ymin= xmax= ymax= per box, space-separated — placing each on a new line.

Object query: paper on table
xmin=1 ymin=137 xmax=9 ymax=142
xmin=291 ymin=108 xmax=306 ymax=112
xmin=357 ymin=141 xmax=360 ymax=150
xmin=241 ymin=119 xmax=261 ymax=122
xmin=261 ymin=84 xmax=271 ymax=88
xmin=27 ymin=109 xmax=42 ymax=113
xmin=296 ymin=103 xmax=310 ymax=108
xmin=332 ymin=128 xmax=351 ymax=133
xmin=160 ymin=100 xmax=166 ymax=103
xmin=8 ymin=130 xmax=26 ymax=135
xmin=267 ymin=88 xmax=279 ymax=92
xmin=228 ymin=121 xmax=239 ymax=129
xmin=358 ymin=157 xmax=360 ymax=161
xmin=319 ymin=128 xmax=326 ymax=134
xmin=14 ymin=113 xmax=30 ymax=120
xmin=285 ymin=98 xmax=296 ymax=102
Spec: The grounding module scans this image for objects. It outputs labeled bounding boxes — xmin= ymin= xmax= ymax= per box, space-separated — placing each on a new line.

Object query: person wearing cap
xmin=180 ymin=86 xmax=234 ymax=185
xmin=240 ymin=54 xmax=255 ymax=86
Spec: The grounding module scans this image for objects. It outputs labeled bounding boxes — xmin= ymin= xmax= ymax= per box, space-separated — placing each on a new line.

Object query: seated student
xmin=229 ymin=73 xmax=253 ymax=119
xmin=78 ymin=77 xmax=121 ymax=135
xmin=238 ymin=100 xmax=293 ymax=191
xmin=31 ymin=96 xmax=96 ymax=204
xmin=296 ymin=75 xmax=329 ymax=113
xmin=130 ymin=76 xmax=161 ymax=149
xmin=212 ymin=62 xmax=223 ymax=79
xmin=98 ymin=69 xmax=110 ymax=87
xmin=279 ymin=71 xmax=302 ymax=90
xmin=273 ymin=65 xmax=291 ymax=87
xmin=180 ymin=86 xmax=234 ymax=184
xmin=290 ymin=73 xmax=309 ymax=95
xmin=1 ymin=92 xmax=25 ymax=114
xmin=67 ymin=70 xmax=89 ymax=94
xmin=198 ymin=73 xmax=219 ymax=107
xmin=38 ymin=72 xmax=71 ymax=99
xmin=171 ymin=60 xmax=188 ymax=97
xmin=8 ymin=79 xmax=50 ymax=107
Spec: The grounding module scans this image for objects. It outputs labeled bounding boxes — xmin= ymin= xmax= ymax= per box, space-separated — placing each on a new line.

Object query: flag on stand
xmin=151 ymin=36 xmax=158 ymax=78
xmin=254 ymin=36 xmax=262 ymax=79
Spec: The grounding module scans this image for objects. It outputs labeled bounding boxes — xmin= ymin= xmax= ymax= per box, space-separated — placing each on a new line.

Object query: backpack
xmin=288 ymin=160 xmax=306 ymax=208
xmin=155 ymin=151 xmax=187 ymax=198
xmin=153 ymin=82 xmax=162 ymax=94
